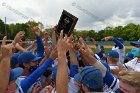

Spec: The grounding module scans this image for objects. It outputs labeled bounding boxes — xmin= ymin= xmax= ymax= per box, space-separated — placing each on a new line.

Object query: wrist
xmin=1 ymin=56 xmax=11 ymax=61
xmin=58 ymin=51 xmax=66 ymax=57
xmin=12 ymin=41 xmax=16 ymax=46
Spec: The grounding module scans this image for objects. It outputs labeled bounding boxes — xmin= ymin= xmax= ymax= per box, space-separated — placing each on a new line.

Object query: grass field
xmin=91 ymin=48 xmax=131 ymax=54
xmin=90 ymin=45 xmax=132 ymax=54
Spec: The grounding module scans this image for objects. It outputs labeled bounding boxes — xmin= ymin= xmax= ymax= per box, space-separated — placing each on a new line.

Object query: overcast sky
xmin=0 ymin=0 xmax=140 ymax=31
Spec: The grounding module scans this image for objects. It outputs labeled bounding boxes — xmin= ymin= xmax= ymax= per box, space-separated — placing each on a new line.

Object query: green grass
xmin=91 ymin=48 xmax=131 ymax=54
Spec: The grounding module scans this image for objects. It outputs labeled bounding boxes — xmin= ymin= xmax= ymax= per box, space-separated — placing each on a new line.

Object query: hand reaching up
xmin=32 ymin=26 xmax=40 ymax=36
xmin=1 ymin=36 xmax=14 ymax=58
xmin=12 ymin=31 xmax=25 ymax=46
xmin=57 ymin=30 xmax=70 ymax=54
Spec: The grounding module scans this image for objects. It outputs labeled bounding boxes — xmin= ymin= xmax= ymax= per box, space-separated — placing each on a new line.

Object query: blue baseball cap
xmin=74 ymin=66 xmax=103 ymax=89
xmin=130 ymin=39 xmax=140 ymax=46
xmin=100 ymin=45 xmax=105 ymax=51
xmin=131 ymin=48 xmax=140 ymax=57
xmin=107 ymin=50 xmax=119 ymax=58
xmin=10 ymin=67 xmax=23 ymax=81
xmin=18 ymin=51 xmax=41 ymax=64
xmin=117 ymin=38 xmax=124 ymax=43
xmin=123 ymin=52 xmax=134 ymax=60
xmin=10 ymin=53 xmax=21 ymax=65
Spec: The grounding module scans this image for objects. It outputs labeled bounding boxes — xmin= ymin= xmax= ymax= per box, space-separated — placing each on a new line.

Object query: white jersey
xmin=123 ymin=57 xmax=140 ymax=72
xmin=112 ymin=45 xmax=125 ymax=65
xmin=51 ymin=78 xmax=80 ymax=93
xmin=15 ymin=76 xmax=41 ymax=93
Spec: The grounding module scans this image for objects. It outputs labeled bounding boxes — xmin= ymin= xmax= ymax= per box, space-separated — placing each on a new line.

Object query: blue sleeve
xmin=103 ymin=71 xmax=114 ymax=87
xmin=20 ymin=58 xmax=53 ymax=93
xmin=36 ymin=36 xmax=44 ymax=58
xmin=70 ymin=65 xmax=79 ymax=77
xmin=97 ymin=51 xmax=104 ymax=59
xmin=103 ymin=71 xmax=119 ymax=90
xmin=112 ymin=38 xmax=123 ymax=49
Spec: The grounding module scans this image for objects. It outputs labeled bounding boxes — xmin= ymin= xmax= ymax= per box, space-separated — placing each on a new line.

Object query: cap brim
xmin=130 ymin=41 xmax=140 ymax=46
xmin=31 ymin=57 xmax=42 ymax=62
xmin=74 ymin=73 xmax=81 ymax=82
xmin=10 ymin=67 xmax=23 ymax=81
xmin=123 ymin=56 xmax=132 ymax=60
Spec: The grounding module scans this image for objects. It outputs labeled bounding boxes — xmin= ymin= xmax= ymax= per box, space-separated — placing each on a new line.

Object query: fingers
xmin=2 ymin=36 xmax=7 ymax=46
xmin=60 ymin=30 xmax=63 ymax=39
xmin=33 ymin=84 xmax=41 ymax=92
xmin=64 ymin=34 xmax=68 ymax=41
xmin=79 ymin=37 xmax=89 ymax=49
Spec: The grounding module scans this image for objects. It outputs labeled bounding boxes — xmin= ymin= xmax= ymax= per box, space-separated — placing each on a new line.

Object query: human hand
xmin=1 ymin=36 xmax=14 ymax=58
xmin=101 ymin=36 xmax=113 ymax=41
xmin=32 ymin=83 xmax=42 ymax=93
xmin=43 ymin=85 xmax=53 ymax=93
xmin=57 ymin=30 xmax=70 ymax=54
xmin=32 ymin=26 xmax=40 ymax=36
xmin=12 ymin=31 xmax=25 ymax=46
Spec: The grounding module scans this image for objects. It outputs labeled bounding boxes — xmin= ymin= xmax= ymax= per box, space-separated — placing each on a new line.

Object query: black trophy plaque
xmin=57 ymin=10 xmax=78 ymax=36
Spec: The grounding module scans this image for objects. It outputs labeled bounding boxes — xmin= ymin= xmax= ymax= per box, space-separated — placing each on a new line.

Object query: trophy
xmin=56 ymin=10 xmax=78 ymax=36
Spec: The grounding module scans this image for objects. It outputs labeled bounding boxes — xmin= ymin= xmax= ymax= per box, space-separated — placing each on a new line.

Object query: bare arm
xmin=15 ymin=43 xmax=26 ymax=52
xmin=0 ymin=36 xmax=14 ymax=93
xmin=56 ymin=31 xmax=69 ymax=93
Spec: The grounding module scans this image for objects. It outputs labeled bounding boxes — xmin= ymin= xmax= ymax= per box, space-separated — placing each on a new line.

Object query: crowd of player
xmin=0 ymin=26 xmax=140 ymax=93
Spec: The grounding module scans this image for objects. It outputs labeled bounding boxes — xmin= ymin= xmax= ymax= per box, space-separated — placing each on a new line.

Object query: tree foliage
xmin=0 ymin=18 xmax=139 ymax=41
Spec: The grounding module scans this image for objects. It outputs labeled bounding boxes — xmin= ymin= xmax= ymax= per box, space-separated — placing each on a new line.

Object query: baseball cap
xmin=117 ymin=38 xmax=124 ymax=43
xmin=131 ymin=48 xmax=140 ymax=57
xmin=107 ymin=50 xmax=119 ymax=58
xmin=100 ymin=45 xmax=105 ymax=51
xmin=10 ymin=53 xmax=21 ymax=65
xmin=74 ymin=66 xmax=103 ymax=89
xmin=123 ymin=52 xmax=134 ymax=60
xmin=130 ymin=39 xmax=140 ymax=46
xmin=10 ymin=67 xmax=23 ymax=81
xmin=18 ymin=51 xmax=41 ymax=64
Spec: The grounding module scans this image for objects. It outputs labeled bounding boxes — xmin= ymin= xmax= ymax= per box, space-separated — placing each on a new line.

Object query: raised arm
xmin=0 ymin=36 xmax=13 ymax=93
xmin=68 ymin=36 xmax=79 ymax=77
xmin=0 ymin=32 xmax=24 ymax=93
xmin=56 ymin=31 xmax=69 ymax=93
xmin=102 ymin=36 xmax=123 ymax=49
xmin=20 ymin=48 xmax=57 ymax=93
xmin=32 ymin=26 xmax=44 ymax=57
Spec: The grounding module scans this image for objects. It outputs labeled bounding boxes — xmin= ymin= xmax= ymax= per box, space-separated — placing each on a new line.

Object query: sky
xmin=0 ymin=0 xmax=140 ymax=31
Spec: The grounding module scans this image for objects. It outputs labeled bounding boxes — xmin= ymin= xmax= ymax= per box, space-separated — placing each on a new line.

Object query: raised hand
xmin=49 ymin=46 xmax=57 ymax=60
xmin=32 ymin=26 xmax=40 ymax=36
xmin=101 ymin=36 xmax=113 ymax=41
xmin=78 ymin=37 xmax=97 ymax=66
xmin=79 ymin=37 xmax=94 ymax=55
xmin=44 ymin=46 xmax=51 ymax=57
xmin=44 ymin=32 xmax=49 ymax=40
xmin=56 ymin=30 xmax=69 ymax=93
xmin=91 ymin=38 xmax=97 ymax=45
xmin=12 ymin=31 xmax=25 ymax=46
xmin=57 ymin=30 xmax=69 ymax=54
xmin=1 ymin=36 xmax=14 ymax=58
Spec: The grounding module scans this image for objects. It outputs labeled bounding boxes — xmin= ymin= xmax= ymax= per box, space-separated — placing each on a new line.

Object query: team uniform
xmin=123 ymin=57 xmax=140 ymax=72
xmin=112 ymin=38 xmax=125 ymax=65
